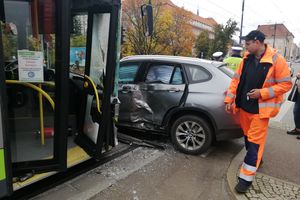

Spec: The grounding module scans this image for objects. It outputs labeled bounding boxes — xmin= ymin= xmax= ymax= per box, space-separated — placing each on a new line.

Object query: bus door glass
xmin=71 ymin=11 xmax=111 ymax=157
xmin=1 ymin=0 xmax=69 ymax=178
xmin=83 ymin=13 xmax=110 ymax=144
xmin=71 ymin=2 xmax=120 ymax=157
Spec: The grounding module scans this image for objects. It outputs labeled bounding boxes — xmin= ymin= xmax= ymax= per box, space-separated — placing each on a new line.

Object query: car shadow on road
xmin=118 ymin=128 xmax=244 ymax=159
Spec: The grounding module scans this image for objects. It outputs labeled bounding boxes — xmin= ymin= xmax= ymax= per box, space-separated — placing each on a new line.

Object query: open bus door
xmin=0 ymin=0 xmax=121 ymax=197
xmin=70 ymin=0 xmax=121 ymax=159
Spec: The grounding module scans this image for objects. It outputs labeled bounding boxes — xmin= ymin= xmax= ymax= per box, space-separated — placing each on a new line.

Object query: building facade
xmin=190 ymin=15 xmax=217 ymax=39
xmin=161 ymin=0 xmax=217 ymax=39
xmin=257 ymin=24 xmax=295 ymax=59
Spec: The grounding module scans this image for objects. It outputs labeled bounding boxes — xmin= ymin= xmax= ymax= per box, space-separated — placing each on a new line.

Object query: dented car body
xmin=118 ymin=55 xmax=242 ymax=154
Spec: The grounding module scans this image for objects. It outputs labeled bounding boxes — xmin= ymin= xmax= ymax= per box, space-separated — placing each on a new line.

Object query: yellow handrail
xmin=6 ymin=80 xmax=55 ymax=145
xmin=84 ymin=75 xmax=101 ymax=113
xmin=5 ymin=80 xmax=55 ymax=109
xmin=38 ymin=84 xmax=45 ymax=145
xmin=43 ymin=81 xmax=55 ymax=87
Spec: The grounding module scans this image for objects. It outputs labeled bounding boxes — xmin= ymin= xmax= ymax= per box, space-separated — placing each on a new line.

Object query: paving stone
xmin=246 ymin=193 xmax=252 ymax=198
xmin=250 ymin=189 xmax=256 ymax=194
xmin=235 ymin=173 xmax=300 ymax=200
xmin=256 ymin=174 xmax=262 ymax=178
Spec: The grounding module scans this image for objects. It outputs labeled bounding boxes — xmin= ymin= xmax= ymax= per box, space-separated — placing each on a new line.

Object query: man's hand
xmin=225 ymin=103 xmax=233 ymax=113
xmin=247 ymin=89 xmax=261 ymax=99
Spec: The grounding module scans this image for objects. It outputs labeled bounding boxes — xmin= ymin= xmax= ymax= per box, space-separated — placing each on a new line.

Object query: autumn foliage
xmin=121 ymin=0 xmax=195 ymax=57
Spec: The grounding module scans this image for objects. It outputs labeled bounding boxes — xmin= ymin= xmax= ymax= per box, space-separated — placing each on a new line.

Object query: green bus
xmin=0 ymin=0 xmax=152 ymax=198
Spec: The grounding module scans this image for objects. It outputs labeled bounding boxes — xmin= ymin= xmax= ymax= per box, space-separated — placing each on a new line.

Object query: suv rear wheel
xmin=170 ymin=115 xmax=212 ymax=155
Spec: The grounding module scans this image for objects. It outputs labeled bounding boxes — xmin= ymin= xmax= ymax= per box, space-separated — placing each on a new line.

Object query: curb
xmin=226 ymin=148 xmax=248 ymax=200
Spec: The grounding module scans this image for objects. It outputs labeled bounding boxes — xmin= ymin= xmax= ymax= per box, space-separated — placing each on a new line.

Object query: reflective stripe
xmin=268 ymin=87 xmax=275 ymax=98
xmin=239 ymin=173 xmax=254 ymax=182
xmin=226 ymin=93 xmax=235 ymax=98
xmin=242 ymin=162 xmax=257 ymax=173
xmin=266 ymin=78 xmax=275 ymax=83
xmin=233 ymin=73 xmax=240 ymax=79
xmin=259 ymin=102 xmax=281 ymax=108
xmin=0 ymin=149 xmax=5 ymax=181
xmin=275 ymin=77 xmax=291 ymax=83
xmin=266 ymin=77 xmax=291 ymax=84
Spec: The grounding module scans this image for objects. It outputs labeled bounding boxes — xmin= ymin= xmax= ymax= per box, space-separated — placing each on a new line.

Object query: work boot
xmin=235 ymin=178 xmax=252 ymax=193
xmin=287 ymin=129 xmax=300 ymax=135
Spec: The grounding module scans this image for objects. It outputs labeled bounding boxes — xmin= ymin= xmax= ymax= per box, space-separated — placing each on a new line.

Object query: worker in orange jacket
xmin=224 ymin=30 xmax=292 ymax=193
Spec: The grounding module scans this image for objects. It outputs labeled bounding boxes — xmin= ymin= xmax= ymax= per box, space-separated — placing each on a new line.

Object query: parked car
xmin=117 ymin=55 xmax=242 ymax=155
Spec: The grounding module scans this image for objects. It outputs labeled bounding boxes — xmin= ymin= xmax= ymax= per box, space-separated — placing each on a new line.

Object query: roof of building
xmin=161 ymin=0 xmax=218 ymax=28
xmin=257 ymin=24 xmax=294 ymax=38
xmin=191 ymin=15 xmax=218 ymax=27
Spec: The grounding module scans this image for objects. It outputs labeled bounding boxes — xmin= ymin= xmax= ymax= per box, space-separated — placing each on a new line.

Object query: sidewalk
xmin=227 ymin=125 xmax=300 ymax=200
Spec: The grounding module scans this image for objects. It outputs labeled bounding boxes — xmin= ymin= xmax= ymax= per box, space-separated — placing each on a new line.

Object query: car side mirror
xmin=141 ymin=4 xmax=153 ymax=36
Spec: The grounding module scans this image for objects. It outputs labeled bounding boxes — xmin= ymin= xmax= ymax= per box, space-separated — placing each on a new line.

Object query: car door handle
xmin=121 ymin=86 xmax=132 ymax=93
xmin=168 ymin=88 xmax=180 ymax=92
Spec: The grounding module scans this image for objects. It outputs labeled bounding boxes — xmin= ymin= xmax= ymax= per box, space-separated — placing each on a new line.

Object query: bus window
xmin=70 ymin=14 xmax=87 ymax=75
xmin=3 ymin=0 xmax=57 ymax=163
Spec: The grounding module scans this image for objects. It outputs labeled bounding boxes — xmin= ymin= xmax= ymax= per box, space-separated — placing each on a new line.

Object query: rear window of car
xmin=185 ymin=64 xmax=211 ymax=83
xmin=219 ymin=65 xmax=234 ymax=78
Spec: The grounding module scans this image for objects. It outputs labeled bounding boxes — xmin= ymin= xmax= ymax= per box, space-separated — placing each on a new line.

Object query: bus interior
xmin=0 ymin=0 xmax=122 ymax=197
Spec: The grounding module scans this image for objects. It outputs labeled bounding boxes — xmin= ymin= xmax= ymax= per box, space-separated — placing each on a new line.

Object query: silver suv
xmin=118 ymin=55 xmax=242 ymax=154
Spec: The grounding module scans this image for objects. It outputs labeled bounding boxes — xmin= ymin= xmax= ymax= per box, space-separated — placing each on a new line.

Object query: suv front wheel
xmin=170 ymin=115 xmax=212 ymax=155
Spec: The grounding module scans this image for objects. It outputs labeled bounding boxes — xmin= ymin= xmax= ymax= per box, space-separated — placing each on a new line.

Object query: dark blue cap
xmin=241 ymin=30 xmax=265 ymax=42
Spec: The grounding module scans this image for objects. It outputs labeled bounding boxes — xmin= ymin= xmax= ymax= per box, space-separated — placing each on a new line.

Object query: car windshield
xmin=218 ymin=65 xmax=234 ymax=78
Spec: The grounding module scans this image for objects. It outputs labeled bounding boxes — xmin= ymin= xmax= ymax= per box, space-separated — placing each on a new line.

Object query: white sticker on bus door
xmin=18 ymin=50 xmax=44 ymax=82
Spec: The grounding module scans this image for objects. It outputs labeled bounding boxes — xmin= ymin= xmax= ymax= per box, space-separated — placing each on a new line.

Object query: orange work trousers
xmin=239 ymin=109 xmax=269 ymax=182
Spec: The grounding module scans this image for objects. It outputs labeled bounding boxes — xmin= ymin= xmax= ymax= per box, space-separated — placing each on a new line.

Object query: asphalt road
xmin=32 ymin=62 xmax=298 ymax=200
xmin=90 ymin=138 xmax=244 ymax=200
xmin=90 ymin=62 xmax=300 ymax=200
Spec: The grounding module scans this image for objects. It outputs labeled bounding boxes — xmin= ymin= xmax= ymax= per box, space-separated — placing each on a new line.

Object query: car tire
xmin=170 ymin=115 xmax=212 ymax=155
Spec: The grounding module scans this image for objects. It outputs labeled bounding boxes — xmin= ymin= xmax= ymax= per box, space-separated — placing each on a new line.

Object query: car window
xmin=171 ymin=67 xmax=183 ymax=84
xmin=186 ymin=65 xmax=211 ymax=82
xmin=219 ymin=65 xmax=234 ymax=78
xmin=146 ymin=64 xmax=174 ymax=84
xmin=119 ymin=63 xmax=139 ymax=84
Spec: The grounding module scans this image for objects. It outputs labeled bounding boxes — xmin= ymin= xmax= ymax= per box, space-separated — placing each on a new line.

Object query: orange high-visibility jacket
xmin=224 ymin=45 xmax=292 ymax=118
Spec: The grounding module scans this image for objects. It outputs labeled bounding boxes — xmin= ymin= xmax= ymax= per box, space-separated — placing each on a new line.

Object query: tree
xmin=121 ymin=0 xmax=153 ymax=56
xmin=208 ymin=19 xmax=238 ymax=57
xmin=70 ymin=35 xmax=86 ymax=47
xmin=166 ymin=7 xmax=195 ymax=56
xmin=194 ymin=30 xmax=210 ymax=58
xmin=121 ymin=0 xmax=195 ymax=57
xmin=72 ymin=16 xmax=82 ymax=36
xmin=2 ymin=34 xmax=17 ymax=60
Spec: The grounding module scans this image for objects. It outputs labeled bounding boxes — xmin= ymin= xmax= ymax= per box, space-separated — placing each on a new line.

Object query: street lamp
xmin=239 ymin=0 xmax=245 ymax=44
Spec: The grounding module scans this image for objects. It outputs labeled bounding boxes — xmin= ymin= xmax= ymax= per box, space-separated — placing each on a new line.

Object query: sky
xmin=170 ymin=0 xmax=300 ymax=45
